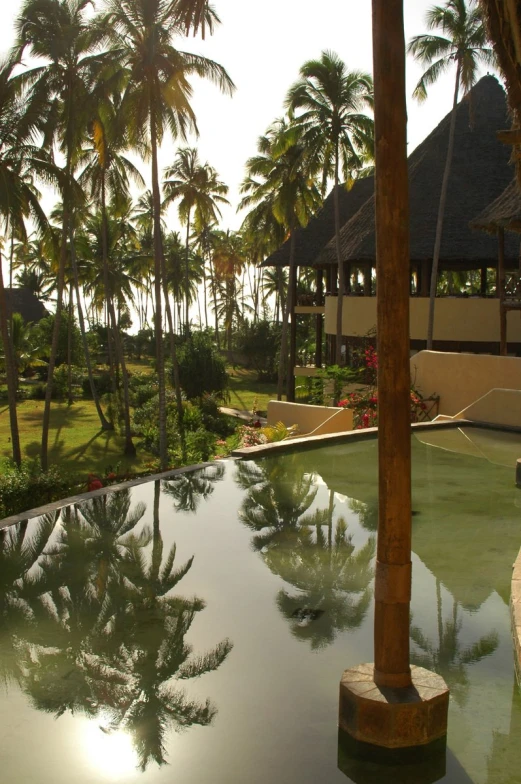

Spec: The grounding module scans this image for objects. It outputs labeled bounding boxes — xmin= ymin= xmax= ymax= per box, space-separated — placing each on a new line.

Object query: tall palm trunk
xmin=333 ymin=149 xmax=345 ymax=365
xmin=184 ymin=209 xmax=191 ymax=335
xmin=150 ymin=107 xmax=168 ymax=470
xmin=160 ymin=241 xmax=186 ymax=461
xmin=41 ymin=141 xmax=72 ymax=470
xmin=203 ymin=257 xmax=208 ymax=329
xmin=277 ymin=228 xmax=295 ymax=400
xmin=69 ymin=221 xmax=112 ymax=431
xmin=0 ymin=250 xmax=21 ymax=465
xmin=100 ymin=179 xmax=134 ymax=454
xmin=67 ymin=280 xmax=74 ymax=405
xmin=209 ymin=256 xmax=220 ymax=348
xmin=427 ymin=62 xmax=461 ymax=350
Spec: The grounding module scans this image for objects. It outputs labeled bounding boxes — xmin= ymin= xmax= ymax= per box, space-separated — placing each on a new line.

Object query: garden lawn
xmin=226 ymin=367 xmax=279 ymax=414
xmin=0 ymin=400 xmax=152 ymax=476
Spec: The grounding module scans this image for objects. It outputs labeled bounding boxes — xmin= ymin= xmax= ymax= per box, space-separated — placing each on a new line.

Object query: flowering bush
xmin=337 ymin=348 xmax=434 ymax=430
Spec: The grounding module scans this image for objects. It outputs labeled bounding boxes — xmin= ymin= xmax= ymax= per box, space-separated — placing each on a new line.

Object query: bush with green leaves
xmin=176 ymin=332 xmax=229 ymax=401
xmin=128 ymin=372 xmax=159 ymax=407
xmin=36 ymin=311 xmax=83 ymax=367
xmin=82 ymin=371 xmax=113 ymax=398
xmin=233 ymin=319 xmax=281 ymax=380
xmin=0 ymin=460 xmax=83 ymax=519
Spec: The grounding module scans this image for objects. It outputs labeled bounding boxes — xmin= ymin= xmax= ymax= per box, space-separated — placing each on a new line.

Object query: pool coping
xmin=0 ymin=461 xmax=227 ymax=530
xmin=231 ymin=416 xmax=521 ymax=458
xmin=2 ymin=417 xmax=519 ymax=530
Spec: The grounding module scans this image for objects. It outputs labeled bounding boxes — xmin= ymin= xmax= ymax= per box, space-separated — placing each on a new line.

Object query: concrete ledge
xmin=511 ymin=546 xmax=521 ymax=686
xmin=0 ymin=461 xmax=224 ymax=530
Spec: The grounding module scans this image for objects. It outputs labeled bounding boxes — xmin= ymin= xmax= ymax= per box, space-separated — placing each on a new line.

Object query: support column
xmin=420 ymin=260 xmax=430 ymax=297
xmin=499 ymin=229 xmax=507 ymax=356
xmin=480 ymin=266 xmax=488 ymax=296
xmin=287 ymin=259 xmax=297 ymax=402
xmin=339 ymin=0 xmax=449 ymax=751
xmin=363 ymin=264 xmax=372 ymax=296
xmin=316 ymin=269 xmax=324 ymax=368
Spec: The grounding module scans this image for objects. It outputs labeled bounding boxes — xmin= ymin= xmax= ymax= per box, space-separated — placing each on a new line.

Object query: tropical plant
xmin=286 ymin=51 xmax=374 ymax=364
xmin=104 ymin=0 xmax=234 ymax=468
xmin=15 ymin=0 xmax=110 ymax=469
xmin=240 ymin=119 xmax=321 ymax=401
xmin=408 ymin=0 xmax=496 ymax=349
xmin=163 ymin=148 xmax=229 ymax=334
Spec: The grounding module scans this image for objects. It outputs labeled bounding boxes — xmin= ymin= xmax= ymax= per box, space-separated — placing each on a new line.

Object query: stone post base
xmin=339 ymin=663 xmax=449 ymax=749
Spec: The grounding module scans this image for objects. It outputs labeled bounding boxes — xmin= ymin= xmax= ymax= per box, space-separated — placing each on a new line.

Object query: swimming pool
xmin=0 ymin=427 xmax=520 ymax=783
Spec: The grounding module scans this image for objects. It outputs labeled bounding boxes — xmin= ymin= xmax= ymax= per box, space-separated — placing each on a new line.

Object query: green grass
xmin=0 ymin=400 xmax=152 ymax=477
xmin=226 ymin=368 xmax=279 ymax=414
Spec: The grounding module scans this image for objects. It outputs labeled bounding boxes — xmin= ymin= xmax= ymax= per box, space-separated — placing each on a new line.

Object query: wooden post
xmin=420 ymin=259 xmax=430 ymax=297
xmin=373 ymin=0 xmax=412 ymax=689
xmin=363 ymin=264 xmax=372 ymax=296
xmin=316 ymin=269 xmax=324 ymax=368
xmin=499 ymin=228 xmax=507 ymax=356
xmin=287 ymin=261 xmax=297 ymax=402
xmin=480 ymin=266 xmax=487 ymax=296
xmin=339 ymin=1 xmax=449 ymax=749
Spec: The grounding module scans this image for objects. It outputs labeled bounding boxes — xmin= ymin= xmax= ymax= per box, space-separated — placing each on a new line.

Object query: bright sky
xmin=0 ymin=0 xmax=499 ymax=234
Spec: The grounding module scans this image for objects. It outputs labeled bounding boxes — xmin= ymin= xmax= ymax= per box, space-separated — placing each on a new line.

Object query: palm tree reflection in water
xmin=236 ymin=459 xmax=375 ymax=649
xmin=162 ymin=463 xmax=225 ymax=513
xmin=3 ymin=483 xmax=232 ymax=771
xmin=411 ymin=578 xmax=499 ymax=707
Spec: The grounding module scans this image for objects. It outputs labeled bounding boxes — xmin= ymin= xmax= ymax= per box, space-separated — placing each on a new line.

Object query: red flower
xmin=106 ymin=472 xmax=116 ymax=480
xmin=88 ymin=478 xmax=103 ymax=491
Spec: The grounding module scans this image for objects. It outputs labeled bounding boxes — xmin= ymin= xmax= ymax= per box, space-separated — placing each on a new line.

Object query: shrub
xmin=177 ymin=332 xmax=229 ymax=401
xmin=0 ymin=460 xmax=83 ymax=519
xmin=234 ymin=320 xmax=281 ymax=380
xmin=128 ymin=372 xmax=158 ymax=407
xmin=82 ymin=371 xmax=113 ymax=398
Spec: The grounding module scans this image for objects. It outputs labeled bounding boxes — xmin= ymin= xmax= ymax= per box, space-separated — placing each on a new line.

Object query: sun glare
xmin=81 ymin=719 xmax=138 ymax=780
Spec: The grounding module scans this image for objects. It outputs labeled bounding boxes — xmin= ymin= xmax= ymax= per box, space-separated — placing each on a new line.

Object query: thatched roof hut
xmin=317 ymin=75 xmax=520 ymax=269
xmin=4 ymin=288 xmax=48 ymax=323
xmin=470 ymin=178 xmax=521 ymax=234
xmin=261 ymin=177 xmax=374 ymax=268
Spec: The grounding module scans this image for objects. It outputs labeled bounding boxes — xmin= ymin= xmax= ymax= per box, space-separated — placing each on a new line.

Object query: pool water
xmin=1 ymin=427 xmax=520 ymax=783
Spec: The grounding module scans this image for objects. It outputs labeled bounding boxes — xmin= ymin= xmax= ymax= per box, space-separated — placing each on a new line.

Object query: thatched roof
xmin=470 ymin=178 xmax=521 ymax=233
xmin=318 ymin=75 xmax=520 ymax=269
xmin=261 ymin=177 xmax=374 ymax=268
xmin=4 ymin=288 xmax=48 ymax=323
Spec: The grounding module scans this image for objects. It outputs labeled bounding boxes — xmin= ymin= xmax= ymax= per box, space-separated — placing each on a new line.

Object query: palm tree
xmin=79 ymin=94 xmax=146 ymax=453
xmin=105 ymin=0 xmax=234 ymax=469
xmin=15 ymin=0 xmax=109 ymax=470
xmin=212 ymin=229 xmax=246 ymax=350
xmin=0 ymin=57 xmax=58 ymax=466
xmin=240 ymin=119 xmax=321 ymax=400
xmin=286 ymin=51 xmax=374 ymax=365
xmin=163 ymin=148 xmax=229 ymax=334
xmin=408 ymin=0 xmax=495 ymax=349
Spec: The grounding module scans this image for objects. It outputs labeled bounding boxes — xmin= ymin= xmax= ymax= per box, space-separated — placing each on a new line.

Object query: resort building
xmin=264 ymin=75 xmax=521 ymax=391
